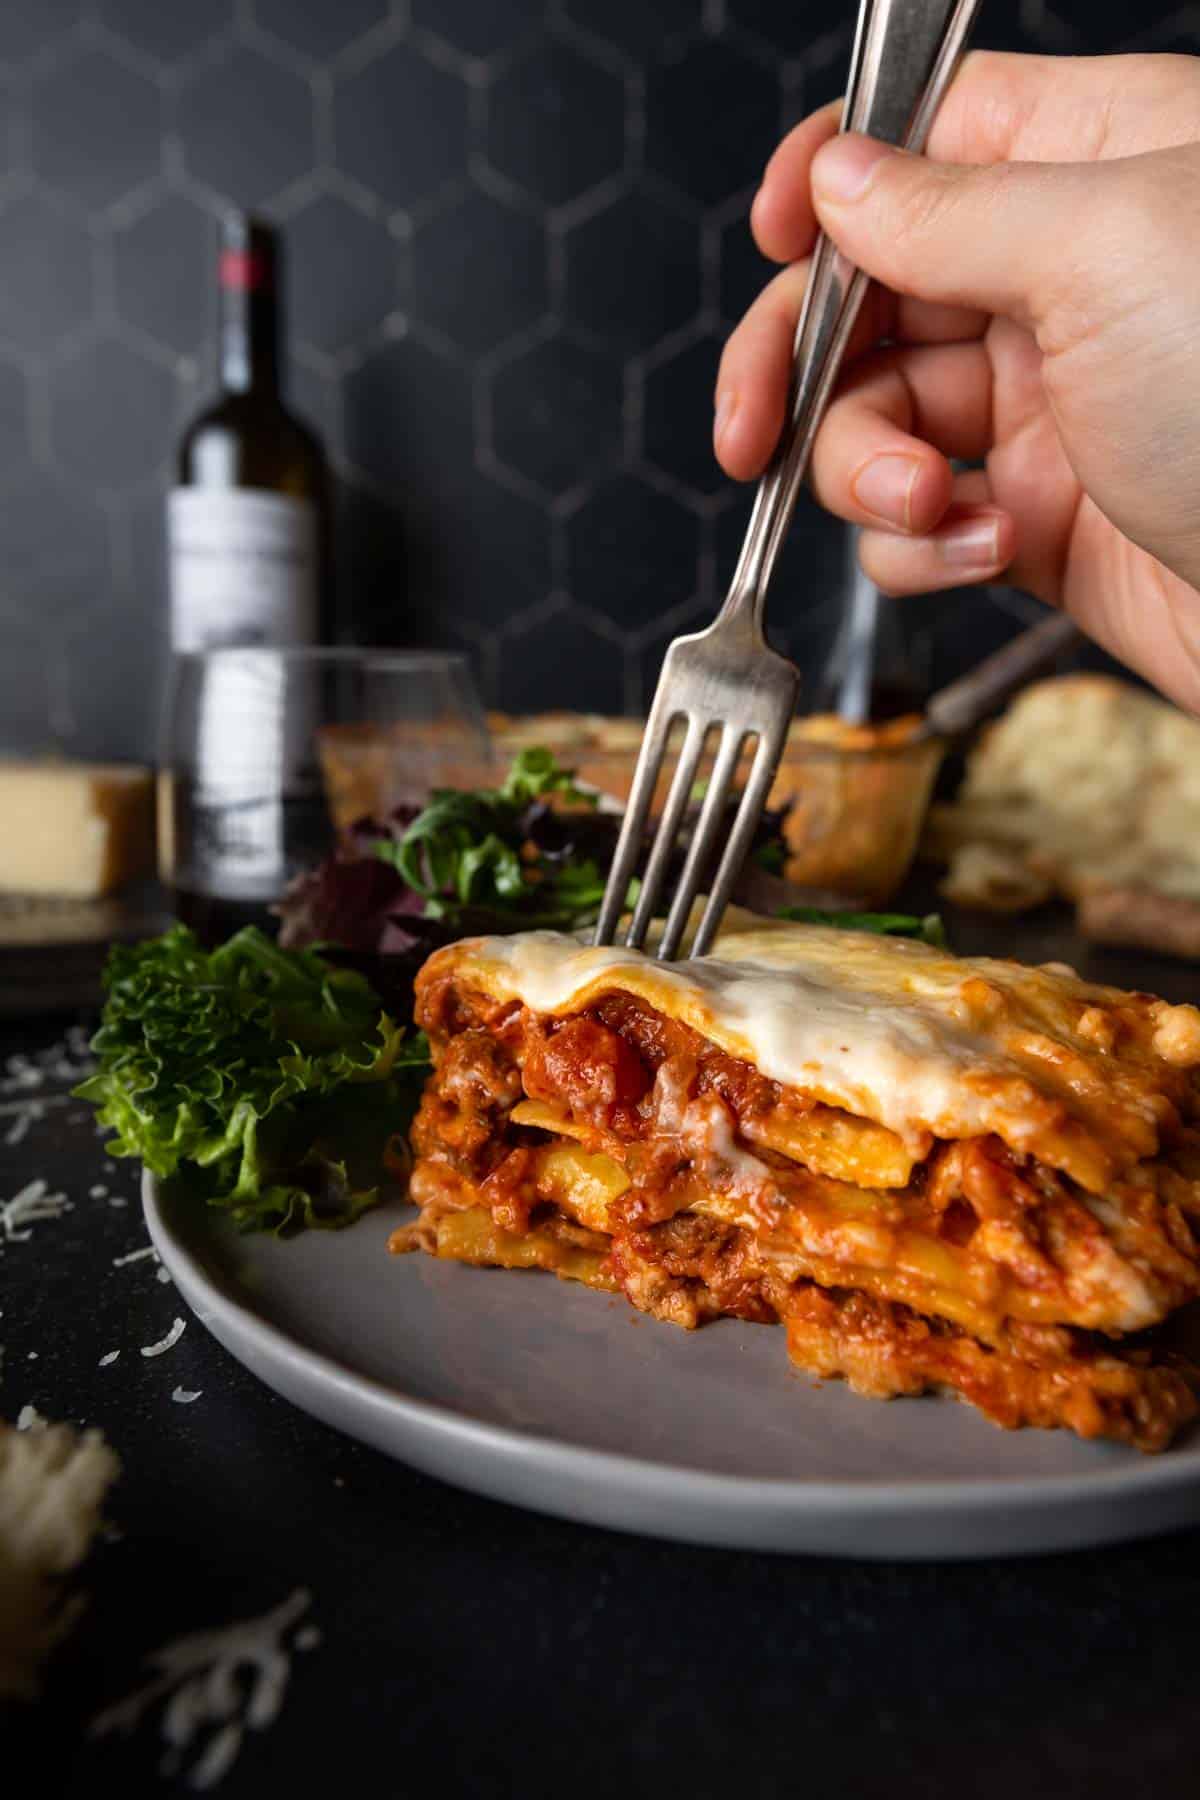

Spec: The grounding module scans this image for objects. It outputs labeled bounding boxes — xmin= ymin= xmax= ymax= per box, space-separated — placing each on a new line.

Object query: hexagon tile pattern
xmin=176 ymin=45 xmax=318 ymax=207
xmin=486 ymin=43 xmax=626 ymax=207
xmin=96 ymin=0 xmax=235 ymax=68
xmin=30 ymin=45 xmax=162 ymax=211
xmin=0 ymin=0 xmax=1181 ymax=757
xmin=333 ymin=43 xmax=469 ymax=209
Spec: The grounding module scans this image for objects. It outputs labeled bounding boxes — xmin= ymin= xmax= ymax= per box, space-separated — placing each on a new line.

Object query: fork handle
xmin=723 ymin=0 xmax=982 ymax=630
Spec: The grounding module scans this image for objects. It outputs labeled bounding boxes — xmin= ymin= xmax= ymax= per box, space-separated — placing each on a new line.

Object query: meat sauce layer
xmin=413 ymin=975 xmax=1200 ymax=1339
xmin=392 ymin=1195 xmax=1199 ymax=1452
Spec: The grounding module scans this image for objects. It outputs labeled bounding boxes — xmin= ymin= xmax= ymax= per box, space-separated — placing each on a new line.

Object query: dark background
xmin=0 ymin=0 xmax=1191 ymax=760
xmin=8 ymin=907 xmax=1200 ymax=1798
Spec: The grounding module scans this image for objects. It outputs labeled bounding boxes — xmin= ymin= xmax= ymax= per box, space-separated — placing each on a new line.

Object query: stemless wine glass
xmin=158 ymin=648 xmax=492 ymax=942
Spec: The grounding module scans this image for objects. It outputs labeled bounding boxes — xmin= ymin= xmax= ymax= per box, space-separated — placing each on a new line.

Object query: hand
xmin=715 ymin=52 xmax=1200 ymax=713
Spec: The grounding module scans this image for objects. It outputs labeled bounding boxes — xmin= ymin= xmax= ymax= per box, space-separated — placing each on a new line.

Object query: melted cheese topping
xmin=421 ymin=920 xmax=1200 ymax=1191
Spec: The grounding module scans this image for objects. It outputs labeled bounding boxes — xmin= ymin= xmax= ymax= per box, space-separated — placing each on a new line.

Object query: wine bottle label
xmin=167 ymin=488 xmax=318 ymax=652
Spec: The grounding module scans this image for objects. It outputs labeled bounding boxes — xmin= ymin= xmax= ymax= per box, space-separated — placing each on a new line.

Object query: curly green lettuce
xmin=75 ymin=925 xmax=431 ymax=1234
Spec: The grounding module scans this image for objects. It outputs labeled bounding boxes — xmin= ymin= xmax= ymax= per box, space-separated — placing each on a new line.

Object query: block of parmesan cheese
xmin=0 ymin=1412 xmax=120 ymax=1699
xmin=0 ymin=760 xmax=155 ymax=898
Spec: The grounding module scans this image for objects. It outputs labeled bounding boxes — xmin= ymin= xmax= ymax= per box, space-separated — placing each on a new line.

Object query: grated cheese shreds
xmin=91 ymin=1587 xmax=316 ymax=1787
xmin=1 ymin=1179 xmax=72 ymax=1243
xmin=140 ymin=1318 xmax=186 ymax=1359
xmin=171 ymin=1388 xmax=201 ymax=1405
xmin=99 ymin=1352 xmax=120 ymax=1368
xmin=191 ymin=1720 xmax=243 ymax=1791
xmin=0 ymin=1034 xmax=93 ymax=1099
xmin=113 ymin=1246 xmax=157 ymax=1268
xmin=1 ymin=1098 xmax=67 ymax=1146
xmin=0 ymin=1036 xmax=95 ymax=1153
xmin=0 ymin=1413 xmax=120 ymax=1699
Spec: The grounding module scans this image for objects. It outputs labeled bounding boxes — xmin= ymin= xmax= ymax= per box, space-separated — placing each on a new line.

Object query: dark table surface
xmin=7 ymin=901 xmax=1200 ymax=1800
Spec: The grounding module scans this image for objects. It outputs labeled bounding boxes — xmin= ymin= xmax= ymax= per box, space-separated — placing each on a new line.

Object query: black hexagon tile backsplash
xmin=1 ymin=465 xmax=109 ymax=584
xmin=563 ymin=0 xmax=704 ymax=60
xmin=96 ymin=0 xmax=235 ymax=67
xmin=0 ymin=0 xmax=1183 ymax=757
xmin=0 ymin=192 xmax=93 ymax=351
xmin=282 ymin=191 xmax=402 ymax=358
xmin=489 ymin=332 xmax=624 ymax=499
xmin=728 ymin=0 xmax=837 ymax=57
xmin=412 ymin=0 xmax=537 ymax=63
xmin=111 ymin=194 xmax=217 ymax=359
xmin=565 ymin=190 xmax=702 ymax=354
xmin=0 ymin=359 xmax=30 ymax=467
xmin=30 ymin=45 xmax=162 ymax=211
xmin=0 ymin=0 xmax=82 ymax=67
xmin=333 ymin=42 xmax=470 ymax=209
xmin=566 ymin=474 xmax=701 ymax=629
xmin=644 ymin=39 xmax=779 ymax=206
xmin=252 ymin=0 xmax=390 ymax=64
xmin=496 ymin=598 xmax=627 ymax=714
xmin=487 ymin=42 xmax=627 ymax=208
xmin=643 ymin=331 xmax=729 ymax=500
xmin=344 ymin=335 xmax=476 ymax=497
xmin=48 ymin=334 xmax=178 ymax=487
xmin=176 ymin=45 xmax=318 ymax=207
xmin=411 ymin=189 xmax=547 ymax=355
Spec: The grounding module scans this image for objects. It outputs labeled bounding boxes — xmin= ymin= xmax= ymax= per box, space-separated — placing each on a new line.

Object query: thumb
xmin=810 ymin=132 xmax=1128 ymax=342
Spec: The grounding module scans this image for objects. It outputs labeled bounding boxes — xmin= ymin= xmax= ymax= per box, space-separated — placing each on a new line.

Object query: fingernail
xmin=713 ymin=389 xmax=736 ymax=451
xmin=851 ymin=454 xmax=921 ymax=530
xmin=813 ymin=134 xmax=895 ymax=204
xmin=937 ymin=515 xmax=1000 ymax=568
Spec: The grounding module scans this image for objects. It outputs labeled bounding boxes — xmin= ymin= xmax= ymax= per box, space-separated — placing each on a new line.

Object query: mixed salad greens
xmin=374 ymin=748 xmax=621 ymax=928
xmin=80 ymin=745 xmax=943 ymax=1233
xmin=273 ymin=746 xmax=799 ymax=1010
xmin=777 ymin=906 xmax=945 ymax=945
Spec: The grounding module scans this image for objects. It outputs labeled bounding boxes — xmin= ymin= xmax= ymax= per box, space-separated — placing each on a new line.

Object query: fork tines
xmin=593 ymin=623 xmax=798 ymax=961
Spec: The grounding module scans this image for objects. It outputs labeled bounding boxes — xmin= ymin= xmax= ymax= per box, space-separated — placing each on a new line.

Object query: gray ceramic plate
xmin=144 ymin=1173 xmax=1200 ymax=1559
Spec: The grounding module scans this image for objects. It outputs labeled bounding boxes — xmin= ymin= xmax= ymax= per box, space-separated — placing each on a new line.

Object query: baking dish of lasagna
xmin=397 ymin=916 xmax=1200 ymax=1452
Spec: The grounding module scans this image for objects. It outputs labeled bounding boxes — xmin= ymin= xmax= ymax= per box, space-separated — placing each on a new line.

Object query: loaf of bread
xmin=923 ymin=676 xmax=1200 ymax=949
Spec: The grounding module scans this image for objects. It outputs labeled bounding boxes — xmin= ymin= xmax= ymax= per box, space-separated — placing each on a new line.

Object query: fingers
xmin=750 ymin=100 xmax=841 ymax=263
xmin=714 ymin=261 xmax=895 ymax=478
xmin=809 ymin=134 xmax=1129 ymax=343
xmin=809 ymin=342 xmax=997 ymax=534
xmin=860 ymin=487 xmax=1018 ymax=597
xmin=715 ymin=261 xmax=988 ymax=480
xmin=748 ymin=51 xmax=1200 ymax=287
xmin=713 ymin=264 xmax=810 ymax=480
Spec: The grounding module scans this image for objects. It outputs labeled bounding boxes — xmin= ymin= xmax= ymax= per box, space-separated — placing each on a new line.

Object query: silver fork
xmin=594 ymin=0 xmax=982 ymax=961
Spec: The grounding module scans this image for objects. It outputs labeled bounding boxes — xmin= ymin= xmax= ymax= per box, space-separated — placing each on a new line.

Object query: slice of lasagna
xmin=394 ymin=916 xmax=1200 ymax=1450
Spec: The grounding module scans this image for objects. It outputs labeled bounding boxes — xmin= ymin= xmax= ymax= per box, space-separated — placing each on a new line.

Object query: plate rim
xmin=142 ymin=1171 xmax=1200 ymax=1526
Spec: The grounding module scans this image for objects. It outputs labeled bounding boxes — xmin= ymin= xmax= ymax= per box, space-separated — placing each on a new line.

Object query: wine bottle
xmin=167 ymin=213 xmax=331 ymax=652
